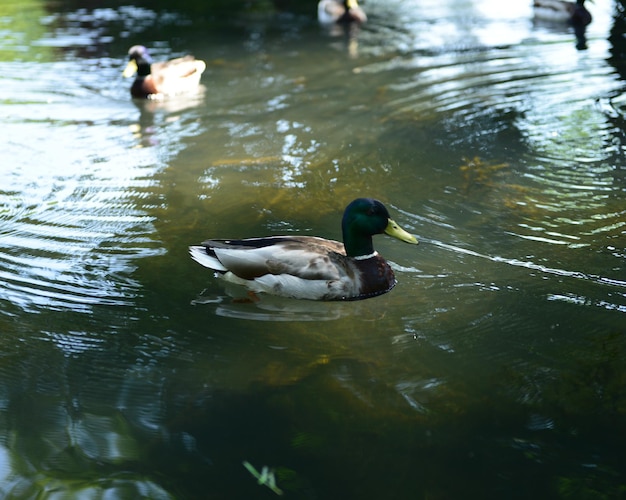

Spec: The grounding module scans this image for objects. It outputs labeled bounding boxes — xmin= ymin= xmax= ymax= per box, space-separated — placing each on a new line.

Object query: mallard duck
xmin=122 ymin=45 xmax=206 ymax=99
xmin=189 ymin=198 xmax=418 ymax=301
xmin=318 ymin=0 xmax=367 ymax=24
xmin=533 ymin=0 xmax=592 ymax=26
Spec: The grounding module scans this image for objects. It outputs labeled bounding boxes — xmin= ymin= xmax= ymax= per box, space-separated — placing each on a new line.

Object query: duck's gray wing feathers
xmin=193 ymin=236 xmax=347 ymax=281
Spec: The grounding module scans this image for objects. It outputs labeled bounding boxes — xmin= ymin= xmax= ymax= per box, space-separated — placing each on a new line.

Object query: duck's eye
xmin=367 ymin=205 xmax=380 ymax=216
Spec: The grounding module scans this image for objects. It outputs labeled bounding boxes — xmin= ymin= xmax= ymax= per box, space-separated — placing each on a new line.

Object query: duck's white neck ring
xmin=353 ymin=251 xmax=378 ymax=261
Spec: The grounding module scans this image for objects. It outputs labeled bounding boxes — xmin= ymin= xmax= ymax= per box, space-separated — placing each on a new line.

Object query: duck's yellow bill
xmin=385 ymin=219 xmax=418 ymax=244
xmin=122 ymin=60 xmax=138 ymax=78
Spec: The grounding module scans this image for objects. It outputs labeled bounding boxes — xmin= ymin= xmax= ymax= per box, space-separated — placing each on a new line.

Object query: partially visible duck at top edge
xmin=318 ymin=0 xmax=367 ymax=24
xmin=533 ymin=0 xmax=592 ymax=26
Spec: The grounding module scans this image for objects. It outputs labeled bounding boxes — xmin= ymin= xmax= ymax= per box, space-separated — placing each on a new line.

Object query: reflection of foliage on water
xmin=1 ymin=317 xmax=625 ymax=498
xmin=609 ymin=0 xmax=626 ymax=81
xmin=492 ymin=331 xmax=626 ymax=499
xmin=459 ymin=156 xmax=510 ymax=193
xmin=196 ymin=340 xmax=626 ymax=498
xmin=176 ymin=145 xmax=401 ymax=247
xmin=458 ymin=155 xmax=565 ymax=226
xmin=547 ymin=332 xmax=626 ymax=420
xmin=0 ymin=1 xmax=53 ymax=62
xmin=57 ymin=0 xmax=283 ymax=17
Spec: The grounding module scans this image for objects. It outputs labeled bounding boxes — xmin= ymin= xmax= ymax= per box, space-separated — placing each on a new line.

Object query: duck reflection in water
xmin=128 ymin=90 xmax=206 ymax=148
xmin=533 ymin=0 xmax=593 ymax=50
xmin=191 ymin=282 xmax=396 ymax=322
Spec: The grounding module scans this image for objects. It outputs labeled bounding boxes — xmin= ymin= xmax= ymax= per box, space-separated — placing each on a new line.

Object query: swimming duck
xmin=122 ymin=45 xmax=206 ymax=99
xmin=189 ymin=198 xmax=418 ymax=301
xmin=318 ymin=0 xmax=367 ymax=24
xmin=533 ymin=0 xmax=592 ymax=26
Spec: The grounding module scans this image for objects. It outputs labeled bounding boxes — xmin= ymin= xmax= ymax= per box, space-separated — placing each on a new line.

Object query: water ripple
xmin=0 ymin=56 xmax=204 ymax=314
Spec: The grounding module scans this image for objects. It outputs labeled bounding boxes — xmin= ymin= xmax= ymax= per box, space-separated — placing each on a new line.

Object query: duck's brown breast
xmin=351 ymin=254 xmax=396 ymax=300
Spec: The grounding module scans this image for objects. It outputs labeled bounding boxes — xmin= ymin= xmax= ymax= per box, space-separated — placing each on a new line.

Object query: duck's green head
xmin=123 ymin=45 xmax=153 ymax=78
xmin=341 ymin=198 xmax=418 ymax=257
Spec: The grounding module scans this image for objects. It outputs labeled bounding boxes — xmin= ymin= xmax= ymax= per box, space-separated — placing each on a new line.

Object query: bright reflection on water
xmin=0 ymin=0 xmax=625 ymax=497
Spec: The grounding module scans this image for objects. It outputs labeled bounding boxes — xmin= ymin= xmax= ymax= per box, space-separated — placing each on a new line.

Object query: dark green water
xmin=1 ymin=0 xmax=625 ymax=498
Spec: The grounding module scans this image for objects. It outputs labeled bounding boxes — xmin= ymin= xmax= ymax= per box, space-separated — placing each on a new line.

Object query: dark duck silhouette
xmin=533 ymin=0 xmax=592 ymax=50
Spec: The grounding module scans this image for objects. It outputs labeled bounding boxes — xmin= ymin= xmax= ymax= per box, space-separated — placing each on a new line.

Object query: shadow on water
xmin=191 ymin=284 xmax=387 ymax=322
xmin=0 ymin=0 xmax=625 ymax=498
xmin=2 ymin=310 xmax=625 ymax=498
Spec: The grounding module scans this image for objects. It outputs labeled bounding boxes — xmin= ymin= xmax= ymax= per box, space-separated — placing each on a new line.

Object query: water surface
xmin=0 ymin=0 xmax=625 ymax=497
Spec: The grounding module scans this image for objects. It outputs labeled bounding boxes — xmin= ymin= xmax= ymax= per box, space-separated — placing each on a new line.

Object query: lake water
xmin=1 ymin=0 xmax=625 ymax=497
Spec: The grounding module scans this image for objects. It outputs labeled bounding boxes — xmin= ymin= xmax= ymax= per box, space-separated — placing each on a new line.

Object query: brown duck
xmin=123 ymin=45 xmax=206 ymax=99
